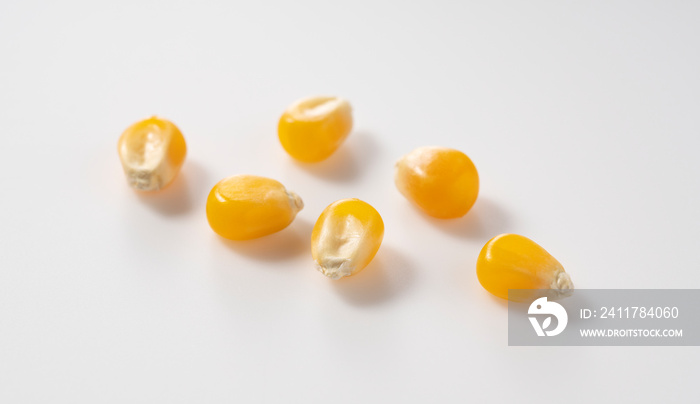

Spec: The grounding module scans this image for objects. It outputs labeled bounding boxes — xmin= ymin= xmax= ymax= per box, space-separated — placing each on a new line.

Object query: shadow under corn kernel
xmin=215 ymin=218 xmax=313 ymax=262
xmin=288 ymin=130 xmax=380 ymax=184
xmin=332 ymin=245 xmax=414 ymax=306
xmin=417 ymin=197 xmax=511 ymax=240
xmin=487 ymin=292 xmax=511 ymax=310
xmin=135 ymin=160 xmax=210 ymax=217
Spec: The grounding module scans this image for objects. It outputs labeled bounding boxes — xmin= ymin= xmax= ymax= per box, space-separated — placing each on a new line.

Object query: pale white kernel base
xmin=548 ymin=270 xmax=575 ymax=300
xmin=119 ymin=137 xmax=176 ymax=192
xmin=312 ymin=214 xmax=372 ymax=280
xmin=288 ymin=96 xmax=351 ymax=122
xmin=315 ymin=258 xmax=355 ymax=280
xmin=123 ymin=168 xmax=165 ymax=191
xmin=286 ymin=191 xmax=304 ymax=212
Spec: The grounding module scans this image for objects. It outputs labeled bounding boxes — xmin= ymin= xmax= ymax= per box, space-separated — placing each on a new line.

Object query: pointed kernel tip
xmin=125 ymin=168 xmax=163 ymax=191
xmin=555 ymin=271 xmax=574 ymax=290
xmin=315 ymin=258 xmax=353 ymax=280
xmin=287 ymin=191 xmax=304 ymax=212
xmin=337 ymin=97 xmax=351 ymax=111
xmin=316 ymin=265 xmax=344 ymax=280
xmin=550 ymin=271 xmax=574 ymax=299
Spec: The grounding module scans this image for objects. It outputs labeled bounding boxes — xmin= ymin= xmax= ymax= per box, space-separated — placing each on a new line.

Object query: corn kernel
xmin=206 ymin=175 xmax=304 ymax=240
xmin=394 ymin=146 xmax=479 ymax=219
xmin=278 ymin=96 xmax=353 ymax=162
xmin=117 ymin=116 xmax=187 ymax=191
xmin=476 ymin=234 xmax=574 ymax=302
xmin=311 ymin=198 xmax=384 ymax=280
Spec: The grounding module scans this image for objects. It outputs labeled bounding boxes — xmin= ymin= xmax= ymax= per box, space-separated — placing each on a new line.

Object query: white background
xmin=1 ymin=1 xmax=699 ymax=402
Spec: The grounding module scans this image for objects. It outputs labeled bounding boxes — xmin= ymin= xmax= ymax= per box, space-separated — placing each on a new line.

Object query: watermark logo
xmin=510 ymin=290 xmax=697 ymax=346
xmin=528 ymin=297 xmax=568 ymax=336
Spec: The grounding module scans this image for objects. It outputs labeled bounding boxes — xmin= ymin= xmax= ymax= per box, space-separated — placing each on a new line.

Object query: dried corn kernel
xmin=206 ymin=175 xmax=304 ymax=240
xmin=311 ymin=198 xmax=384 ymax=280
xmin=278 ymin=96 xmax=353 ymax=162
xmin=117 ymin=116 xmax=187 ymax=191
xmin=394 ymin=146 xmax=478 ymax=219
xmin=476 ymin=234 xmax=574 ymax=302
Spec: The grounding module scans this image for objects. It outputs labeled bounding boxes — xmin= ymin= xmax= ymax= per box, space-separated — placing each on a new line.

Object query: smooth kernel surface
xmin=311 ymin=198 xmax=384 ymax=280
xmin=394 ymin=146 xmax=478 ymax=219
xmin=206 ymin=175 xmax=304 ymax=241
xmin=117 ymin=116 xmax=187 ymax=191
xmin=278 ymin=96 xmax=353 ymax=162
xmin=476 ymin=234 xmax=574 ymax=302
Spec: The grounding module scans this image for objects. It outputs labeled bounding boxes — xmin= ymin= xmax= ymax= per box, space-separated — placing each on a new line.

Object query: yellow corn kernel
xmin=117 ymin=116 xmax=187 ymax=191
xmin=311 ymin=198 xmax=384 ymax=280
xmin=206 ymin=175 xmax=304 ymax=240
xmin=394 ymin=146 xmax=479 ymax=219
xmin=278 ymin=96 xmax=353 ymax=162
xmin=476 ymin=234 xmax=574 ymax=302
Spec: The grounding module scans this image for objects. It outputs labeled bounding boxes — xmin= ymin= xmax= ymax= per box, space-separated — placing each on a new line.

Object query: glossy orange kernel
xmin=117 ymin=116 xmax=187 ymax=191
xmin=206 ymin=175 xmax=304 ymax=241
xmin=476 ymin=234 xmax=574 ymax=302
xmin=311 ymin=199 xmax=384 ymax=280
xmin=278 ymin=96 xmax=353 ymax=162
xmin=394 ymin=146 xmax=479 ymax=219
